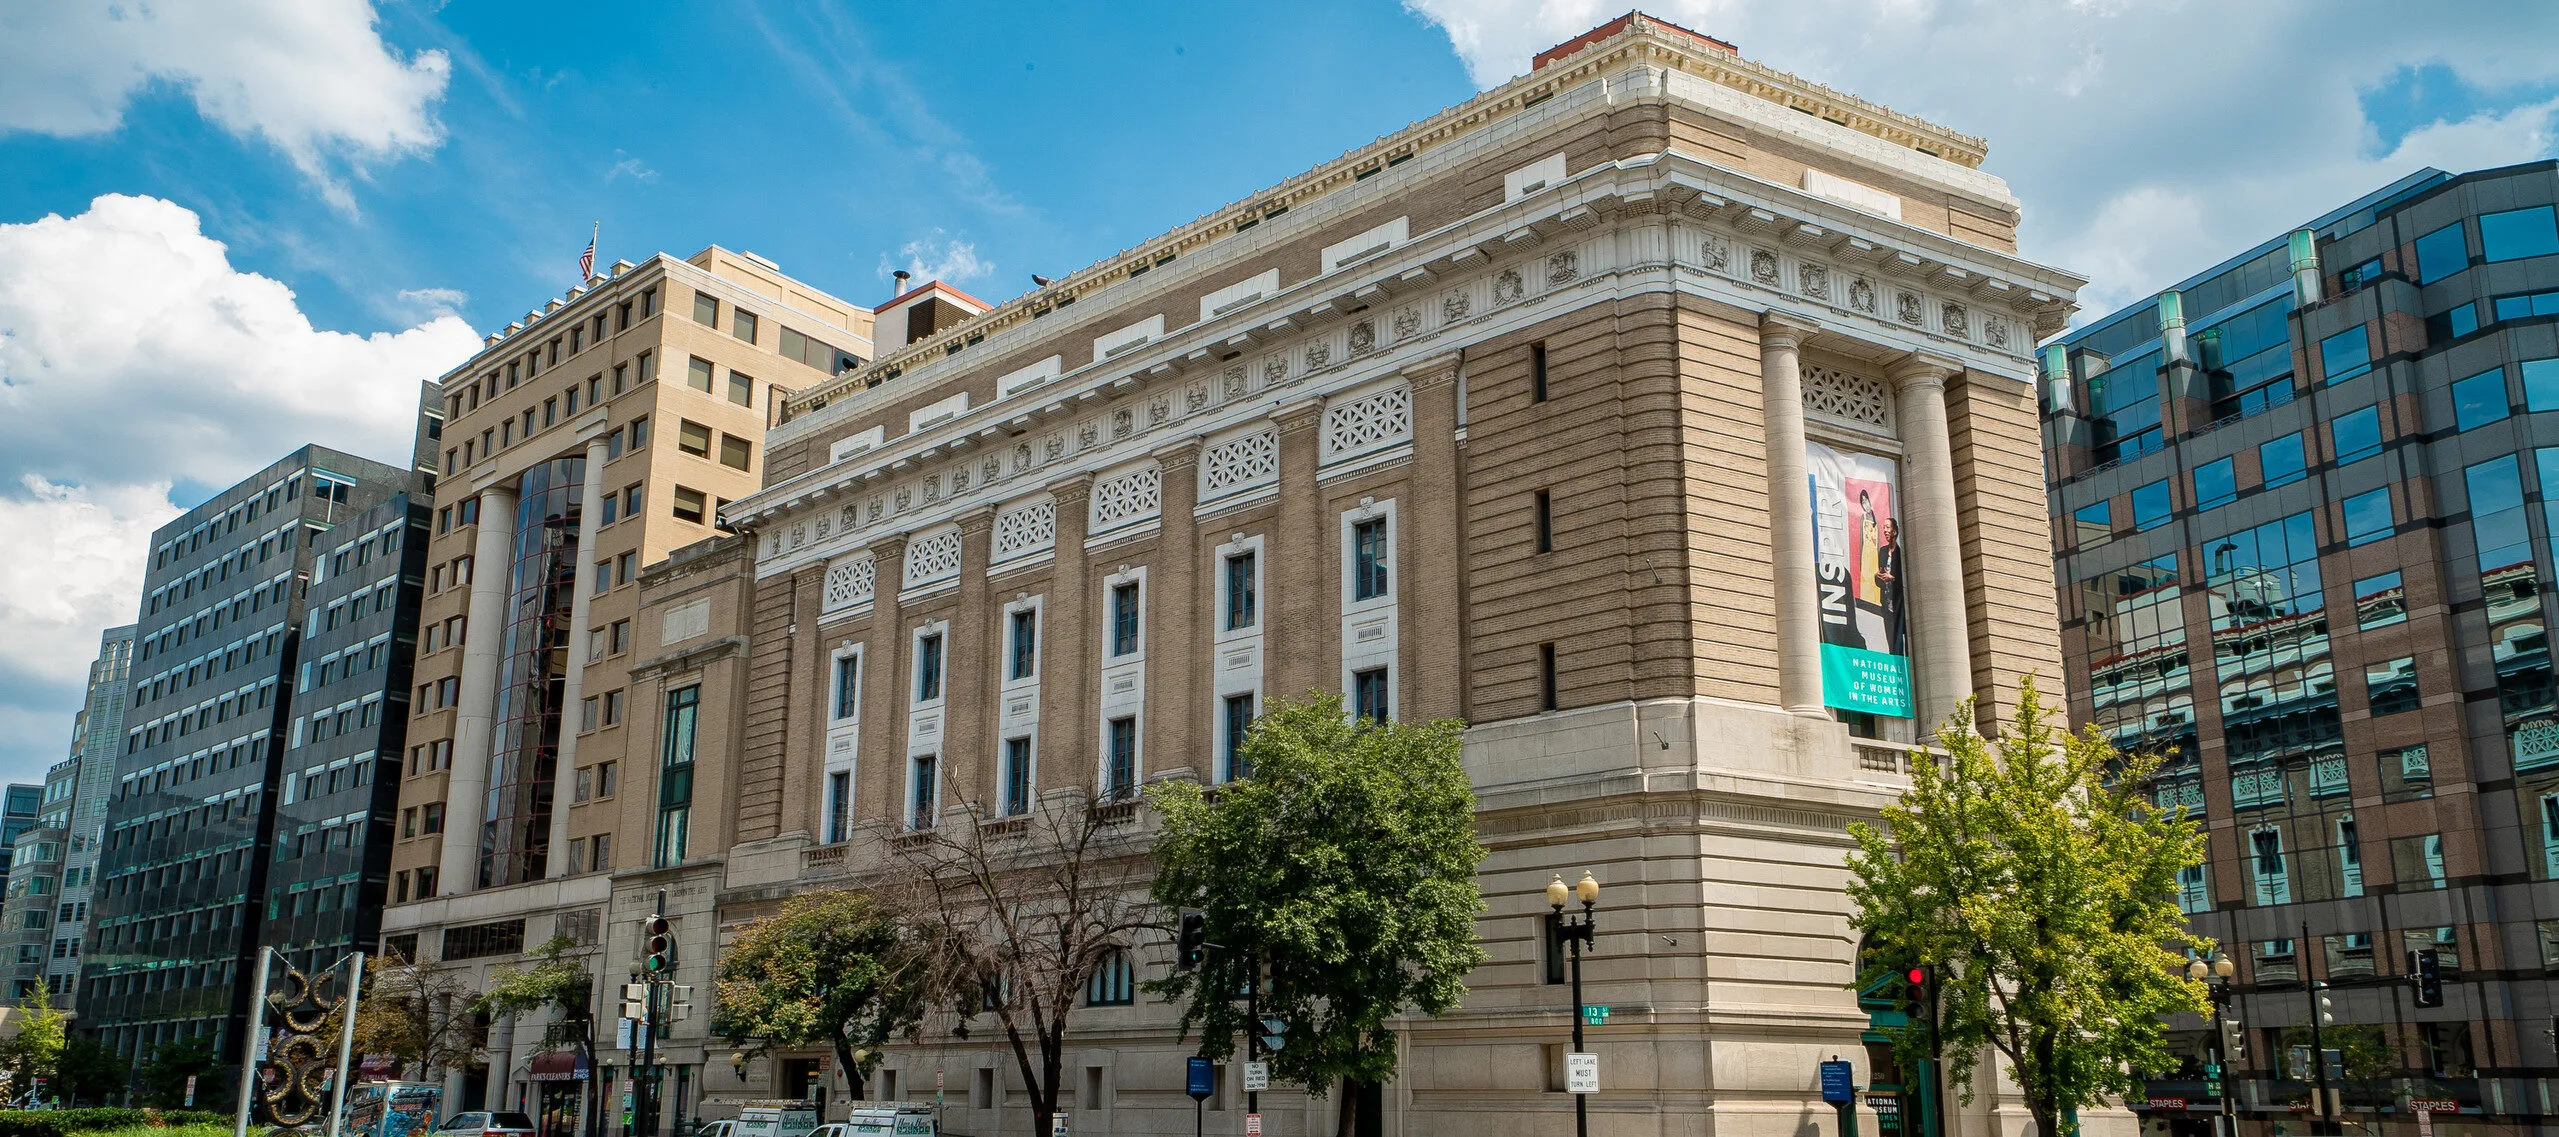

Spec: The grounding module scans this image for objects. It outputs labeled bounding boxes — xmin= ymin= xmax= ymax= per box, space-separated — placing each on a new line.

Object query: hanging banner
xmin=1809 ymin=440 xmax=1913 ymax=716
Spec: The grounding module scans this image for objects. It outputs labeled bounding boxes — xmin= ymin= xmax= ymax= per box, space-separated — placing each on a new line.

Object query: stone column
xmin=1271 ymin=401 xmax=1329 ymax=704
xmin=944 ymin=508 xmax=999 ymax=811
xmin=440 ymin=482 xmax=517 ymax=891
xmin=1041 ymin=477 xmax=1095 ymax=798
xmin=1890 ymin=353 xmax=1976 ymax=729
xmin=544 ymin=441 xmax=609 ymax=873
xmin=1149 ymin=442 xmax=1204 ymax=778
xmin=778 ymin=565 xmax=823 ymax=838
xmin=1402 ymin=355 xmax=1464 ymax=721
xmin=855 ymin=535 xmax=909 ymax=824
xmin=1759 ymin=314 xmax=1827 ymax=718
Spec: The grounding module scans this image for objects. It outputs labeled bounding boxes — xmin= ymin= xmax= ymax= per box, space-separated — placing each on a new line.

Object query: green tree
xmin=473 ymin=936 xmax=599 ymax=1134
xmin=1147 ymin=693 xmax=1486 ymax=1137
xmin=348 ymin=946 xmax=483 ymax=1081
xmin=135 ymin=1035 xmax=221 ymax=1109
xmin=56 ymin=1036 xmax=123 ymax=1105
xmin=0 ymin=997 xmax=67 ymax=1102
xmin=1847 ymin=680 xmax=2210 ymax=1137
xmin=713 ymin=891 xmax=919 ymax=1101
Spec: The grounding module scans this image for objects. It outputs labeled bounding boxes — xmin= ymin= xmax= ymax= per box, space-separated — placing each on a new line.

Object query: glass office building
xmin=80 ymin=447 xmax=418 ymax=1063
xmin=2047 ymin=161 xmax=2559 ymax=1132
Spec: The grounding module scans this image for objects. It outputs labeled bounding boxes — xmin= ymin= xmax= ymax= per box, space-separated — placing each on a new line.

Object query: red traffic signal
xmin=1906 ymin=966 xmax=1927 ymax=985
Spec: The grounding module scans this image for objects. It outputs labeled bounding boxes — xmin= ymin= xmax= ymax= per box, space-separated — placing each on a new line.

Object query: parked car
xmin=810 ymin=1124 xmax=849 ymax=1137
xmin=695 ymin=1120 xmax=738 ymax=1137
xmin=438 ymin=1111 xmax=538 ymax=1137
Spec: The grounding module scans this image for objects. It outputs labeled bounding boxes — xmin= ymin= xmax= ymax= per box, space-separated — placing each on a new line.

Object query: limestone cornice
xmin=782 ymin=28 xmax=2016 ymax=418
xmin=733 ymin=149 xmax=2081 ymax=583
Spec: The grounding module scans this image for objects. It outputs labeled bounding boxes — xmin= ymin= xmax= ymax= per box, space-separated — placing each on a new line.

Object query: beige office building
xmin=380 ymin=247 xmax=876 ymax=1115
xmin=604 ymin=14 xmax=2097 ymax=1137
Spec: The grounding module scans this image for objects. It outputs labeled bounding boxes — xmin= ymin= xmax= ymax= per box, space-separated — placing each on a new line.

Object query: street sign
xmin=1050 ymin=1112 xmax=1069 ymax=1137
xmin=1566 ymin=1052 xmax=1599 ymax=1095
xmin=1582 ymin=1005 xmax=1611 ymax=1026
xmin=184 ymin=1076 xmax=197 ymax=1107
xmin=1188 ymin=1057 xmax=1215 ymax=1101
xmin=2145 ymin=1099 xmax=2188 ymax=1110
xmin=1242 ymin=1062 xmax=1270 ymax=1093
xmin=1819 ymin=1061 xmax=1854 ymax=1104
xmin=2417 ymin=1108 xmax=2433 ymax=1137
xmin=1259 ymin=1016 xmax=1287 ymax=1052
xmin=1245 ymin=1114 xmax=1262 ymax=1137
xmin=2408 ymin=1100 xmax=2460 ymax=1113
xmin=2204 ymin=1063 xmax=2222 ymax=1078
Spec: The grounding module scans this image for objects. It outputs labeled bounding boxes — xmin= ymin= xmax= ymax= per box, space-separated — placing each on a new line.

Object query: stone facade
xmin=669 ymin=16 xmax=2083 ymax=1137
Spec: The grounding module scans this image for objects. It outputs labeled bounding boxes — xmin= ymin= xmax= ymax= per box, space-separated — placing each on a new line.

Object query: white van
xmin=846 ymin=1103 xmax=936 ymax=1137
xmin=731 ymin=1101 xmax=818 ymax=1137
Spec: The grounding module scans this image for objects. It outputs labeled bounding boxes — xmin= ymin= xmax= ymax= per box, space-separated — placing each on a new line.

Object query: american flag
xmin=579 ymin=222 xmax=597 ymax=280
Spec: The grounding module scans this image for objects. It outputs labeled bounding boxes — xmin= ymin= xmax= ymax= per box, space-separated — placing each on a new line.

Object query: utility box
xmin=733 ymin=1100 xmax=820 ymax=1137
xmin=846 ymin=1102 xmax=937 ymax=1137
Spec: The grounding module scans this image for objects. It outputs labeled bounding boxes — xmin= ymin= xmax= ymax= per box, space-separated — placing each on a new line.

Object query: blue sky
xmin=1 ymin=0 xmax=2556 ymax=786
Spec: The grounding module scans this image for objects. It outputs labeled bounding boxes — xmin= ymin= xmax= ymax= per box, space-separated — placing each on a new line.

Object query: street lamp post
xmin=1547 ymin=872 xmax=1600 ymax=1137
xmin=2187 ymin=953 xmax=2240 ymax=1137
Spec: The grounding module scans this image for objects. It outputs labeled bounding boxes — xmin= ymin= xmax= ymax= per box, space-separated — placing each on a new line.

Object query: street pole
xmin=235 ymin=947 xmax=275 ymax=1137
xmin=2304 ymin=923 xmax=2333 ymax=1137
xmin=1569 ymin=926 xmax=1586 ymax=1137
xmin=1245 ymin=948 xmax=1260 ymax=1120
xmin=326 ymin=952 xmax=366 ymax=1137
xmin=1549 ymin=873 xmax=1599 ymax=1137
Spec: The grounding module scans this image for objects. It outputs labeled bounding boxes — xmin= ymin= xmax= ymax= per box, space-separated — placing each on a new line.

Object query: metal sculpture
xmin=251 ymin=953 xmax=363 ymax=1137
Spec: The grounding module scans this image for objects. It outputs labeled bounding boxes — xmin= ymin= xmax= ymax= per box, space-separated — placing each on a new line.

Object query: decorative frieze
xmin=821 ymin=556 xmax=877 ymax=614
xmin=1322 ymin=384 xmax=1414 ymax=463
xmin=1089 ymin=465 xmax=1163 ymax=533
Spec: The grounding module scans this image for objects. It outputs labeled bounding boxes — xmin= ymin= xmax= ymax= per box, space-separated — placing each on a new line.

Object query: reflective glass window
xmin=2193 ymin=457 xmax=2237 ymax=511
xmin=2331 ymin=406 xmax=2382 ymax=463
xmin=2453 ymin=367 xmax=2510 ymax=431
xmin=2414 ymin=222 xmax=2469 ymax=284
xmin=2482 ymin=206 xmax=2559 ymax=263
xmin=2343 ymin=488 xmax=2394 ymax=545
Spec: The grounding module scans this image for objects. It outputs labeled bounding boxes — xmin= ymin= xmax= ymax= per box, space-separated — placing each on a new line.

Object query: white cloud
xmin=395 ymin=286 xmax=470 ymax=319
xmin=1402 ymin=0 xmax=2559 ymax=323
xmin=880 ymin=229 xmax=994 ymax=285
xmin=0 ymin=194 xmax=480 ymax=781
xmin=606 ymin=153 xmax=660 ymax=184
xmin=0 ymin=0 xmax=450 ymax=208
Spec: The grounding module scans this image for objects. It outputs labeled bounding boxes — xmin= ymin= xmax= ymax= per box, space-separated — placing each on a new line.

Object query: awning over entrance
xmin=529 ymin=1052 xmax=589 ymax=1082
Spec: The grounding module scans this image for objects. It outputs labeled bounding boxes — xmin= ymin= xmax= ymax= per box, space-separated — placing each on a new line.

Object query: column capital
xmin=1046 ymin=471 xmax=1097 ymax=506
xmin=956 ymin=504 xmax=999 ymax=538
xmin=1401 ymin=352 xmax=1463 ymax=393
xmin=1274 ymin=397 xmax=1326 ymax=433
xmin=1889 ymin=351 xmax=1963 ymax=390
xmin=1151 ymin=438 xmax=1204 ymax=472
xmin=1759 ymin=311 xmax=1823 ymax=349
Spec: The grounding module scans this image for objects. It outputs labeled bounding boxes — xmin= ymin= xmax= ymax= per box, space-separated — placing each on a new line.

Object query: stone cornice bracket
xmin=1273 ymin=398 xmax=1327 ymax=434
xmin=956 ymin=504 xmax=999 ymax=537
xmin=1401 ymin=353 xmax=1464 ymax=392
xmin=1887 ymin=351 xmax=1961 ymax=390
xmin=1152 ymin=438 xmax=1204 ymax=472
xmin=1759 ymin=310 xmax=1822 ymax=349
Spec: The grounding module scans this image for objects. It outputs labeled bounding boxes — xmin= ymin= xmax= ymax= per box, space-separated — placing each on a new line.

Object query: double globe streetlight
xmin=1548 ymin=871 xmax=1600 ymax=1137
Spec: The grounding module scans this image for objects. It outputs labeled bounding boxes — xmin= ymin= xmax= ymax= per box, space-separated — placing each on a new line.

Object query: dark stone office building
xmin=2047 ymin=161 xmax=2559 ymax=1132
xmin=81 ymin=446 xmax=421 ymax=1062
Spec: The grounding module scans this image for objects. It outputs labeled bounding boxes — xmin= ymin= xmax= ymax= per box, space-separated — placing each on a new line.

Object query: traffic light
xmin=621 ymin=982 xmax=648 ymax=1021
xmin=669 ymin=984 xmax=695 ymax=1023
xmin=2411 ymin=949 xmax=2444 ymax=1008
xmin=2220 ymin=1011 xmax=2246 ymax=1061
xmin=644 ymin=914 xmax=675 ymax=974
xmin=1901 ymin=964 xmax=1935 ymax=1030
xmin=1257 ymin=1015 xmax=1287 ymax=1053
xmin=2315 ymin=982 xmax=2334 ymax=1025
xmin=1177 ymin=912 xmax=1207 ymax=971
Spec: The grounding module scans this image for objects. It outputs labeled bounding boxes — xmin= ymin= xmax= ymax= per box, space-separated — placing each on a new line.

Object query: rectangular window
xmin=826 ymin=770 xmax=853 ymax=844
xmin=908 ymin=754 xmax=938 ymax=830
xmin=1530 ymin=341 xmax=1549 ymax=402
xmin=2072 ymin=500 xmax=2112 ymax=547
xmin=1106 ymin=717 xmax=1137 ymax=799
xmin=687 ymin=356 xmax=715 ymax=393
xmin=679 ymin=420 xmax=712 ymax=457
xmin=2130 ymin=479 xmax=2172 ymax=531
xmin=1539 ymin=643 xmax=1559 ymax=712
xmin=1353 ymin=518 xmax=1389 ymax=601
xmin=2468 ymin=454 xmax=2528 ymax=567
xmin=2524 ymin=358 xmax=2559 ymax=413
xmin=656 ymin=685 xmax=699 ymax=868
xmin=1354 ymin=666 xmax=1390 ymax=723
xmin=720 ymin=434 xmax=752 ymax=470
xmin=834 ymin=655 xmax=860 ymax=719
xmin=637 ymin=351 xmax=655 ymax=384
xmin=2260 ymin=433 xmax=2308 ymax=488
xmin=917 ymin=632 xmax=944 ymax=702
xmin=1002 ymin=737 xmax=1032 ymax=816
xmin=672 ymin=487 xmax=707 ymax=524
xmin=693 ymin=292 xmax=719 ymax=327
xmin=2355 ymin=571 xmax=2407 ymax=630
xmin=728 ymin=370 xmax=754 ymax=407
xmin=2415 ymin=221 xmax=2469 ymax=284
xmin=2193 ymin=457 xmax=2236 ymax=510
xmin=1225 ymin=551 xmax=1257 ymax=630
xmin=2343 ymin=487 xmax=2395 ymax=545
xmin=1110 ymin=582 xmax=1141 ymax=656
xmin=1085 ymin=950 xmax=1134 ymax=1006
xmin=2391 ymin=833 xmax=2448 ymax=890
xmin=2453 ymin=367 xmax=2510 ymax=430
xmin=1222 ymin=694 xmax=1255 ymax=783
xmin=2481 ymin=205 xmax=2559 ymax=262
xmin=2320 ymin=327 xmax=2372 ymax=383
xmin=2331 ymin=405 xmax=2383 ymax=463
xmin=2367 ymin=656 xmax=2419 ymax=716
xmin=1009 ymin=609 xmax=1038 ymax=680
xmin=1534 ymin=490 xmax=1554 ymax=551
xmin=732 ymin=308 xmax=759 ymax=343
